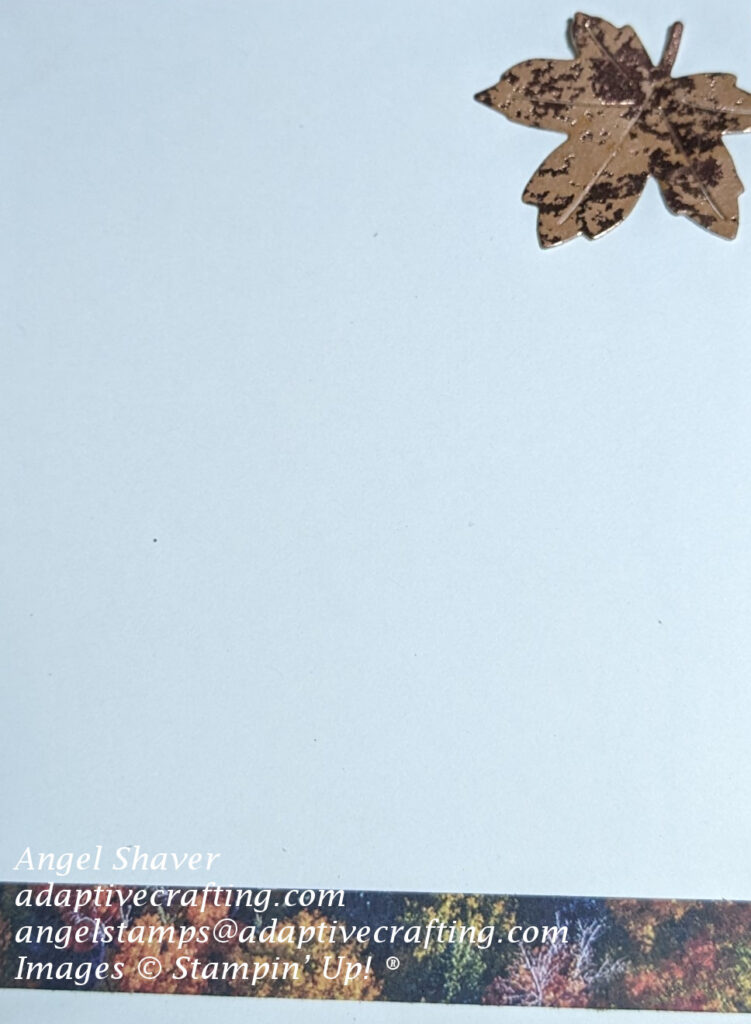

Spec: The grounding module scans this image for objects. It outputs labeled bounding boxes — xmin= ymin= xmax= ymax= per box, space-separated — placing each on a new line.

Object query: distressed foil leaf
xmin=475 ymin=13 xmax=751 ymax=247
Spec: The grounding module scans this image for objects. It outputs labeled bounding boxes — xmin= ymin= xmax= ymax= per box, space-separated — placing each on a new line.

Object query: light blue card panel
xmin=2 ymin=0 xmax=751 ymax=1019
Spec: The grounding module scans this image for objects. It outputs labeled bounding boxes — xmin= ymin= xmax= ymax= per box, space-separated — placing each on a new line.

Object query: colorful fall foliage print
xmin=3 ymin=884 xmax=751 ymax=1009
xmin=475 ymin=14 xmax=751 ymax=246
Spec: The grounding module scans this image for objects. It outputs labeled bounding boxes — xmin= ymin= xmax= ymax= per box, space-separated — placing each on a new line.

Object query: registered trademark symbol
xmin=386 ymin=956 xmax=400 ymax=971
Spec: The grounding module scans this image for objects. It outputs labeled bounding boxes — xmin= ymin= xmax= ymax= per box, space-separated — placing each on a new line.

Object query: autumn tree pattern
xmin=2 ymin=883 xmax=751 ymax=1010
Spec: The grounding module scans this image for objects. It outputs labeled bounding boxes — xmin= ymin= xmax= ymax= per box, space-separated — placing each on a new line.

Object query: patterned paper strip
xmin=2 ymin=883 xmax=751 ymax=1010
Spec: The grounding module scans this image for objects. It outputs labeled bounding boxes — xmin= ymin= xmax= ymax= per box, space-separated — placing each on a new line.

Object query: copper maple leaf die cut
xmin=475 ymin=14 xmax=751 ymax=247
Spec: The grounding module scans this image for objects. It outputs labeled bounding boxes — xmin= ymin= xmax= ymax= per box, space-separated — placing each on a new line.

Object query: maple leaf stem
xmin=658 ymin=22 xmax=684 ymax=75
